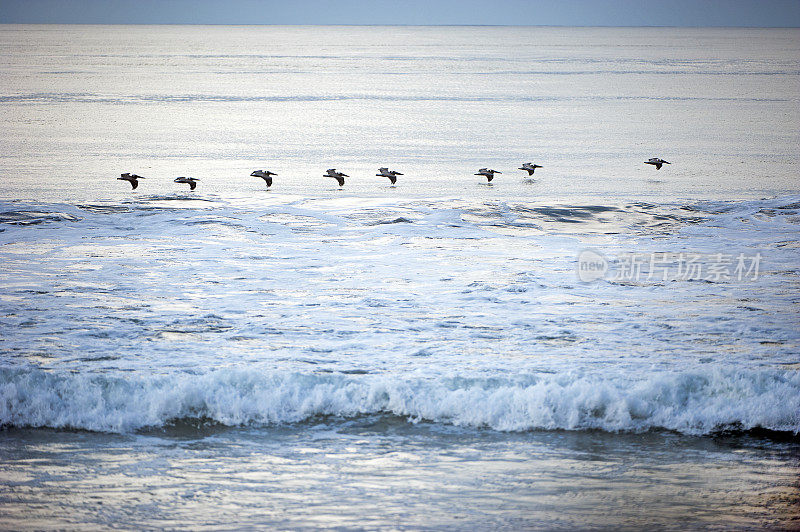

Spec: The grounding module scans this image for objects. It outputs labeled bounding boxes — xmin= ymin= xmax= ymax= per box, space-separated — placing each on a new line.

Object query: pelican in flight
xmin=117 ymin=172 xmax=144 ymax=190
xmin=376 ymin=167 xmax=403 ymax=185
xmin=324 ymin=169 xmax=347 ymax=187
xmin=174 ymin=176 xmax=199 ymax=190
xmin=251 ymin=170 xmax=276 ymax=187
xmin=644 ymin=158 xmax=670 ymax=170
xmin=475 ymin=168 xmax=501 ymax=182
xmin=518 ymin=162 xmax=543 ymax=176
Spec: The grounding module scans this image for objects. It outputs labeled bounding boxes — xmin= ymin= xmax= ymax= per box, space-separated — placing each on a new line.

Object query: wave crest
xmin=1 ymin=367 xmax=798 ymax=435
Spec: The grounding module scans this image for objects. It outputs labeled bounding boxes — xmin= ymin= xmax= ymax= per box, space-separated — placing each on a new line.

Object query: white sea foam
xmin=1 ymin=196 xmax=799 ymax=436
xmin=1 ymin=367 xmax=797 ymax=435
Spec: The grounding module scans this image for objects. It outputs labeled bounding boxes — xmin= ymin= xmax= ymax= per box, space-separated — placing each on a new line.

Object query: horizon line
xmin=1 ymin=22 xmax=799 ymax=28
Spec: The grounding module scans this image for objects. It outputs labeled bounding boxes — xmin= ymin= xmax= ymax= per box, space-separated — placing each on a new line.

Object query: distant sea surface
xmin=0 ymin=25 xmax=798 ymax=529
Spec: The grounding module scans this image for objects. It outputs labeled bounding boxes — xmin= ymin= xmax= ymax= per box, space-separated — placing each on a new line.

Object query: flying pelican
xmin=475 ymin=168 xmax=501 ymax=182
xmin=376 ymin=167 xmax=403 ymax=185
xmin=251 ymin=170 xmax=276 ymax=187
xmin=117 ymin=172 xmax=144 ymax=190
xmin=324 ymin=169 xmax=347 ymax=187
xmin=644 ymin=158 xmax=670 ymax=170
xmin=518 ymin=162 xmax=543 ymax=176
xmin=174 ymin=176 xmax=199 ymax=191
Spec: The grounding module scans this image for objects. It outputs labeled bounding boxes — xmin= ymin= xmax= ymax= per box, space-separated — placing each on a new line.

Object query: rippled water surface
xmin=1 ymin=25 xmax=799 ymax=530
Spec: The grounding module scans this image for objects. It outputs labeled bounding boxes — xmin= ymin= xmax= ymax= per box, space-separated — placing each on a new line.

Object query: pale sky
xmin=1 ymin=0 xmax=799 ymax=26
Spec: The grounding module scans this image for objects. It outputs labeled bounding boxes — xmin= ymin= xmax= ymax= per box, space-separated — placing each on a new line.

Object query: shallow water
xmin=1 ymin=25 xmax=799 ymax=529
xmin=2 ymin=423 xmax=799 ymax=530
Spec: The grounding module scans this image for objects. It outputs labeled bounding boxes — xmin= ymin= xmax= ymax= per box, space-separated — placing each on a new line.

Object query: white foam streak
xmin=2 ymin=367 xmax=798 ymax=435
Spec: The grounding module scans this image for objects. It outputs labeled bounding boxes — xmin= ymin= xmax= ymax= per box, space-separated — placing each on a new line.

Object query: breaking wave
xmin=1 ymin=367 xmax=797 ymax=436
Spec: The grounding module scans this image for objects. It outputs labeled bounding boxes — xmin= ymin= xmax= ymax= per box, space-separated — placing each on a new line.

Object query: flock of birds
xmin=117 ymin=158 xmax=670 ymax=190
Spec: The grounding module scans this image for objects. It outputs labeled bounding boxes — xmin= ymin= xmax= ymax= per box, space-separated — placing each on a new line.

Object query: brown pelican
xmin=174 ymin=176 xmax=199 ymax=190
xmin=324 ymin=169 xmax=347 ymax=187
xmin=645 ymin=158 xmax=670 ymax=170
xmin=117 ymin=173 xmax=144 ymax=190
xmin=376 ymin=167 xmax=403 ymax=185
xmin=475 ymin=168 xmax=501 ymax=182
xmin=518 ymin=162 xmax=543 ymax=176
xmin=251 ymin=170 xmax=276 ymax=187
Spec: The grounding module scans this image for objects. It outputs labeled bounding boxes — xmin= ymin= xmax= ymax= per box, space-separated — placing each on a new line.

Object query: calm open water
xmin=1 ymin=25 xmax=799 ymax=530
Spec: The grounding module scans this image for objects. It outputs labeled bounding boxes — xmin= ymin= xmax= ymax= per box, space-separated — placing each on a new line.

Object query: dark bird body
xmin=324 ymin=169 xmax=348 ymax=187
xmin=645 ymin=158 xmax=670 ymax=170
xmin=174 ymin=176 xmax=199 ymax=190
xmin=376 ymin=167 xmax=403 ymax=185
xmin=251 ymin=170 xmax=276 ymax=187
xmin=118 ymin=172 xmax=144 ymax=189
xmin=475 ymin=168 xmax=501 ymax=182
xmin=519 ymin=162 xmax=543 ymax=176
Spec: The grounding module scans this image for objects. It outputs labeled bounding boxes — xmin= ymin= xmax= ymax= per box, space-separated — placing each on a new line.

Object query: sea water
xmin=0 ymin=25 xmax=798 ymax=529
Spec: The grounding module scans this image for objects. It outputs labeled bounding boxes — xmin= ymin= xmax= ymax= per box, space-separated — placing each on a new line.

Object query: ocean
xmin=0 ymin=24 xmax=799 ymax=529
